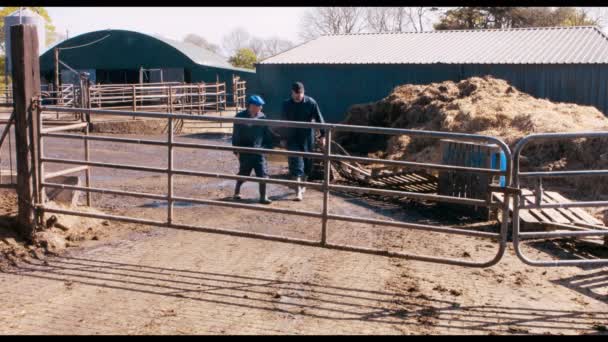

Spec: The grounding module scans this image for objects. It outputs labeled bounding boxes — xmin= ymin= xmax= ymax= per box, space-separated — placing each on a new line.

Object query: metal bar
xmin=84 ymin=83 xmax=92 ymax=207
xmin=541 ymin=221 xmax=602 ymax=232
xmin=41 ymin=122 xmax=87 ymax=134
xmin=321 ymin=129 xmax=332 ymax=245
xmin=519 ymin=230 xmax=608 ymax=239
xmin=172 ymin=168 xmax=322 ymax=190
xmin=331 ymin=155 xmax=503 ymax=175
xmin=43 ymin=131 xmax=503 ymax=176
xmin=327 ymin=213 xmax=500 ymax=239
xmin=36 ymin=206 xmax=501 ymax=267
xmin=43 ymin=165 xmax=89 ymax=180
xmin=0 ymin=111 xmax=15 ymax=148
xmin=167 ymin=103 xmax=173 ymax=224
xmin=322 ymin=242 xmax=499 ymax=268
xmin=39 ymin=106 xmax=510 ymax=148
xmin=42 ymin=132 xmax=168 ymax=147
xmin=520 ymin=201 xmax=608 ymax=209
xmin=329 ymin=183 xmax=499 ymax=208
xmin=172 ymin=195 xmax=322 ymax=218
xmin=37 ymin=100 xmax=44 ymax=215
xmin=173 ymin=141 xmax=323 ymax=159
xmin=39 ymin=206 xmax=322 ymax=247
xmin=519 ymin=170 xmax=608 ymax=178
xmin=42 ymin=182 xmax=167 ymax=200
xmin=42 ymin=158 xmax=320 ymax=189
xmin=41 ymin=157 xmax=166 ymax=174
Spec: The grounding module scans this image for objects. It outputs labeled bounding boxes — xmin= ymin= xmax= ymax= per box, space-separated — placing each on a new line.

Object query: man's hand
xmin=320 ymin=137 xmax=326 ymax=149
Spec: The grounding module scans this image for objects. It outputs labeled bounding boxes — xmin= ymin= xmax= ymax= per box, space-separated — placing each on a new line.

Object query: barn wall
xmin=256 ymin=63 xmax=608 ymax=122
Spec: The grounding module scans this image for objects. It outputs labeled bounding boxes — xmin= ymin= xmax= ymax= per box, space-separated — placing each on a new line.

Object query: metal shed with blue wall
xmin=39 ymin=29 xmax=257 ymax=90
xmin=256 ymin=26 xmax=608 ymax=122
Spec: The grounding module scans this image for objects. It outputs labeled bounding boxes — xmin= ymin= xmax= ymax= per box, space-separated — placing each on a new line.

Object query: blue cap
xmin=247 ymin=95 xmax=265 ymax=106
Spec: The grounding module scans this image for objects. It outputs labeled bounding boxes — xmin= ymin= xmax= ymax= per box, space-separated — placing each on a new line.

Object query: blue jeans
xmin=287 ymin=141 xmax=313 ymax=178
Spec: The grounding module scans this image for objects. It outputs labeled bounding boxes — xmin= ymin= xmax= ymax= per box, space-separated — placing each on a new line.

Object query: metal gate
xmin=512 ymin=132 xmax=608 ymax=267
xmin=35 ymin=105 xmax=514 ymax=268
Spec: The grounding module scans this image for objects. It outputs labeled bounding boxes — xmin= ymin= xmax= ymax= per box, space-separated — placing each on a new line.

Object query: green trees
xmin=0 ymin=7 xmax=58 ymax=51
xmin=228 ymin=48 xmax=257 ymax=69
xmin=434 ymin=7 xmax=599 ymax=30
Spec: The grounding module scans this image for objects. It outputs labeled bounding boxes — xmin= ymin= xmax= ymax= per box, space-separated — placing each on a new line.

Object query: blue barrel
xmin=491 ymin=151 xmax=507 ymax=187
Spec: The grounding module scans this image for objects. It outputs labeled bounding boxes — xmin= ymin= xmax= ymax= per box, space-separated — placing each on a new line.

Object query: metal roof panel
xmin=260 ymin=26 xmax=608 ymax=65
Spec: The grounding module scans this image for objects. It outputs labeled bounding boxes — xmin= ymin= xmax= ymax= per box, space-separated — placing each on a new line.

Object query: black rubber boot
xmin=233 ymin=180 xmax=244 ymax=200
xmin=259 ymin=181 xmax=272 ymax=205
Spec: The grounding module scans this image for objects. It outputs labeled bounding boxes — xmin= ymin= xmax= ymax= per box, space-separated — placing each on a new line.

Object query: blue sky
xmin=45 ymin=7 xmax=310 ymax=46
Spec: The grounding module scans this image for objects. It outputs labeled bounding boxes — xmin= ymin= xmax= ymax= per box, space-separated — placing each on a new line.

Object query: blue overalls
xmin=232 ymin=110 xmax=274 ymax=197
xmin=281 ymin=96 xmax=325 ymax=178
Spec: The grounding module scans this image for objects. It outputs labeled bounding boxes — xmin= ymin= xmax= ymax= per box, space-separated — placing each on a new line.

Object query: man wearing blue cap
xmin=232 ymin=95 xmax=274 ymax=204
xmin=281 ymin=82 xmax=325 ymax=201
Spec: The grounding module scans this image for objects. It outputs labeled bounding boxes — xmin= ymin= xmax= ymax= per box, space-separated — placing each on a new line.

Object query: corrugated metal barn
xmin=257 ymin=26 xmax=608 ymax=122
xmin=39 ymin=29 xmax=257 ymax=88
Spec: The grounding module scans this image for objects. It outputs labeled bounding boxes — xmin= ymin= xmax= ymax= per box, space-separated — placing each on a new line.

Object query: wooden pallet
xmin=366 ymin=170 xmax=438 ymax=193
xmin=494 ymin=189 xmax=607 ymax=235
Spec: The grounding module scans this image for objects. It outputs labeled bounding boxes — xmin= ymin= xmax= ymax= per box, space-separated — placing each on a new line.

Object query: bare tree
xmin=365 ymin=7 xmax=393 ymax=32
xmin=247 ymin=37 xmax=266 ymax=59
xmin=581 ymin=7 xmax=608 ymax=28
xmin=364 ymin=7 xmax=439 ymax=33
xmin=245 ymin=36 xmax=295 ymax=60
xmin=221 ymin=28 xmax=251 ymax=57
xmin=404 ymin=7 xmax=439 ymax=32
xmin=261 ymin=37 xmax=294 ymax=59
xmin=183 ymin=33 xmax=220 ymax=54
xmin=299 ymin=7 xmax=365 ymax=41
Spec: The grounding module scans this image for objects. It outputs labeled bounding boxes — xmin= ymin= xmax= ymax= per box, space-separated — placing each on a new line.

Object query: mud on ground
xmin=0 ymin=132 xmax=607 ymax=334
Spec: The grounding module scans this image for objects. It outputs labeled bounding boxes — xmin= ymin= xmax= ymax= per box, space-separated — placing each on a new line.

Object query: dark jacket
xmin=232 ymin=110 xmax=274 ymax=159
xmin=281 ymin=96 xmax=325 ymax=149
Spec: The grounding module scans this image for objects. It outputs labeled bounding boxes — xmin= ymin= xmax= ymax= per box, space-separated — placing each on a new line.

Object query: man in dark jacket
xmin=232 ymin=95 xmax=274 ymax=204
xmin=281 ymin=82 xmax=325 ymax=201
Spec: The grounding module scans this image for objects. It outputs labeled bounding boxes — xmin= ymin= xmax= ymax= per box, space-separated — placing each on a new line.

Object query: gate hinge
xmin=31 ymin=96 xmax=41 ymax=110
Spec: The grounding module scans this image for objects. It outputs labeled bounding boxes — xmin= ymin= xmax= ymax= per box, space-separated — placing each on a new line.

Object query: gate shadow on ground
xmin=5 ymin=256 xmax=607 ymax=335
xmin=525 ymin=239 xmax=608 ymax=304
xmin=528 ymin=239 xmax=608 ymax=271
xmin=550 ymin=269 xmax=608 ymax=305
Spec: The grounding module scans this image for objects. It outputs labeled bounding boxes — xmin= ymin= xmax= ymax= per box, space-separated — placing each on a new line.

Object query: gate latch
xmin=488 ymin=185 xmax=521 ymax=195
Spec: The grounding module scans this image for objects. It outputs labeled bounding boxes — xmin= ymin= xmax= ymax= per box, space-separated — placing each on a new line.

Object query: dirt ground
xmin=0 ymin=130 xmax=607 ymax=335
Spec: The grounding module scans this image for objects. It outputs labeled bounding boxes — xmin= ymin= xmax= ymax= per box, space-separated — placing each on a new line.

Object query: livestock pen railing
xmin=232 ymin=75 xmax=246 ymax=111
xmin=512 ymin=132 xmax=608 ymax=267
xmin=89 ymin=82 xmax=227 ymax=114
xmin=34 ymin=105 xmax=514 ymax=268
xmin=2 ymin=84 xmax=76 ymax=108
xmin=40 ymin=84 xmax=76 ymax=107
xmin=0 ymin=85 xmax=13 ymax=106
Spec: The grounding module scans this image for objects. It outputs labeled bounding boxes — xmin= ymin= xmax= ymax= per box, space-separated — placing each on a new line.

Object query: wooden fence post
xmin=11 ymin=24 xmax=42 ymax=237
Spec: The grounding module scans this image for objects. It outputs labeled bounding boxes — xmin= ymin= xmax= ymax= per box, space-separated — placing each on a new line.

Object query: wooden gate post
xmin=11 ymin=24 xmax=42 ymax=237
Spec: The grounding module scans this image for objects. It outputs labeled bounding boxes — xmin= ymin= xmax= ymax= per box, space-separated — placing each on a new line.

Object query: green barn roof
xmin=40 ymin=29 xmax=252 ymax=73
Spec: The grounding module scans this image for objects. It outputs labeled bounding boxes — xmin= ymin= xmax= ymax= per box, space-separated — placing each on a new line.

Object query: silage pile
xmin=337 ymin=76 xmax=608 ymax=194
